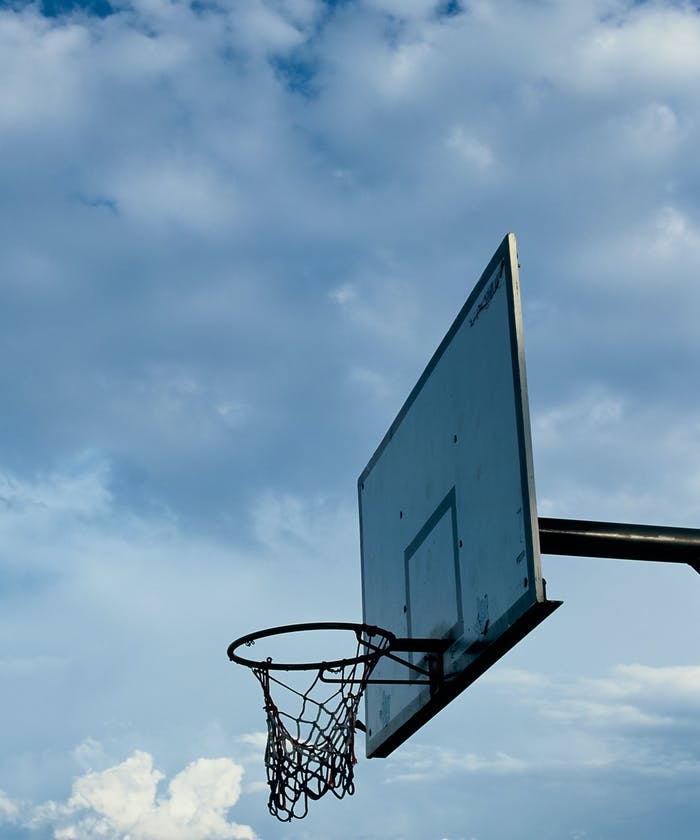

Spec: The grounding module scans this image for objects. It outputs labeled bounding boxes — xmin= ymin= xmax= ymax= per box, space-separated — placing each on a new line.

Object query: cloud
xmin=109 ymin=157 xmax=239 ymax=234
xmin=0 ymin=10 xmax=90 ymax=132
xmin=534 ymin=387 xmax=626 ymax=448
xmin=382 ymin=662 xmax=700 ymax=792
xmin=3 ymin=0 xmax=700 ymax=538
xmin=493 ymin=663 xmax=700 ymax=744
xmin=613 ymin=103 xmax=681 ymax=164
xmin=2 ymin=1 xmax=700 ymax=837
xmin=386 ymin=746 xmax=528 ymax=784
xmin=445 ymin=127 xmax=496 ymax=173
xmin=0 ymin=455 xmax=247 ymax=772
xmin=652 ymin=205 xmax=700 ymax=253
xmin=0 ymin=448 xmax=370 ymax=812
xmin=587 ymin=664 xmax=700 ymax=707
xmin=8 ymin=751 xmax=257 ymax=840
xmin=0 ymin=453 xmax=112 ymax=521
xmin=0 ymin=790 xmax=19 ymax=823
xmin=250 ymin=488 xmax=356 ymax=559
xmin=572 ymin=4 xmax=700 ymax=93
xmin=531 ymin=380 xmax=700 ymax=523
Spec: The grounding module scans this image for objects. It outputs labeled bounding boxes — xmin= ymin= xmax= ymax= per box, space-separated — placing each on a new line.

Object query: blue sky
xmin=1 ymin=0 xmax=700 ymax=838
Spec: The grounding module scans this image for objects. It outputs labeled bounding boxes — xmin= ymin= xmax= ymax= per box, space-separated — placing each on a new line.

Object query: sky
xmin=1 ymin=0 xmax=700 ymax=837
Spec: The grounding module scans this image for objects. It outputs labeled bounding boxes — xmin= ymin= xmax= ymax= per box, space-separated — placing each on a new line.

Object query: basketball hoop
xmin=227 ymin=622 xmax=394 ymax=821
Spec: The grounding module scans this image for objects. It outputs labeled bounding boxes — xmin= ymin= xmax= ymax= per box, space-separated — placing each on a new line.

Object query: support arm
xmin=539 ymin=517 xmax=700 ymax=575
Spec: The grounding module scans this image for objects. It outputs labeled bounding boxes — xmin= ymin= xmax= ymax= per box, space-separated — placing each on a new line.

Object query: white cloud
xmin=542 ymin=698 xmax=673 ymax=729
xmin=591 ymin=664 xmax=700 ymax=704
xmin=604 ymin=102 xmax=682 ymax=167
xmin=370 ymin=0 xmax=438 ymax=17
xmin=0 ymin=456 xmax=115 ymax=570
xmin=573 ymin=5 xmax=700 ymax=93
xmin=377 ymin=40 xmax=436 ymax=102
xmin=652 ymin=205 xmax=700 ymax=253
xmin=0 ymin=789 xmax=19 ymax=822
xmin=349 ymin=365 xmax=394 ymax=401
xmin=490 ymin=663 xmax=700 ymax=737
xmin=2 ymin=0 xmax=700 ymax=836
xmin=0 ymin=11 xmax=89 ymax=131
xmin=250 ymin=489 xmax=356 ymax=566
xmin=232 ymin=0 xmax=309 ymax=55
xmin=97 ymin=18 xmax=193 ymax=80
xmin=446 ymin=127 xmax=495 ymax=172
xmin=72 ymin=739 xmax=113 ymax=774
xmin=533 ymin=388 xmax=626 ymax=451
xmin=0 ymin=454 xmax=170 ymax=580
xmin=328 ymin=283 xmax=356 ymax=305
xmin=0 ymin=453 xmax=280 ymax=808
xmin=385 ymin=661 xmax=700 ymax=787
xmin=386 ymin=746 xmax=529 ymax=783
xmin=235 ymin=732 xmax=267 ymax=754
xmin=109 ymin=157 xmax=239 ymax=233
xmin=27 ymin=752 xmax=256 ymax=840
xmin=532 ymin=383 xmax=700 ymax=522
xmin=2 ymin=457 xmax=110 ymax=513
xmin=327 ymin=267 xmax=424 ymax=353
xmin=481 ymin=667 xmax=551 ymax=689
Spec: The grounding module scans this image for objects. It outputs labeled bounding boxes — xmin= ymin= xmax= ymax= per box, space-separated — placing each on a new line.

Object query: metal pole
xmin=539 ymin=517 xmax=700 ymax=575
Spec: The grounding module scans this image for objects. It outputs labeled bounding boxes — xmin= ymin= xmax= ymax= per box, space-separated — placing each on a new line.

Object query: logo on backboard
xmin=468 ymin=263 xmax=503 ymax=327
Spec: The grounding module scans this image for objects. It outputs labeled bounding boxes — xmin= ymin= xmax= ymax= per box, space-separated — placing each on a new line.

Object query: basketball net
xmin=250 ymin=630 xmax=390 ymax=821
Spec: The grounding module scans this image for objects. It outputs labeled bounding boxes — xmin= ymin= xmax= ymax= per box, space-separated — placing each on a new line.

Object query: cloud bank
xmin=1 ymin=751 xmax=256 ymax=839
xmin=2 ymin=0 xmax=700 ymax=838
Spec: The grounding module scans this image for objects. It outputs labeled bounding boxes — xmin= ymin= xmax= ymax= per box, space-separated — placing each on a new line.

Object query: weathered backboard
xmin=358 ymin=233 xmax=560 ymax=758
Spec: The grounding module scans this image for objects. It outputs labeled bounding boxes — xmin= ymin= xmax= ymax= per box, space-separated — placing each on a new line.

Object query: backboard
xmin=358 ymin=233 xmax=560 ymax=758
